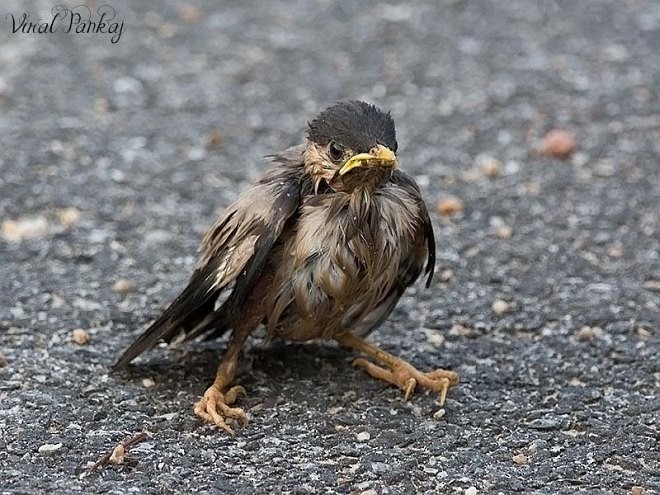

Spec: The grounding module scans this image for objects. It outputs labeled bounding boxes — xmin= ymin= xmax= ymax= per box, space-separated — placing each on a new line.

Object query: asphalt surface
xmin=1 ymin=1 xmax=659 ymax=494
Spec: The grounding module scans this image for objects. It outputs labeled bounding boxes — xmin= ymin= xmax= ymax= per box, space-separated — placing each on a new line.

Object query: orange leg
xmin=193 ymin=332 xmax=250 ymax=434
xmin=335 ymin=332 xmax=459 ymax=405
xmin=194 ymin=275 xmax=274 ymax=433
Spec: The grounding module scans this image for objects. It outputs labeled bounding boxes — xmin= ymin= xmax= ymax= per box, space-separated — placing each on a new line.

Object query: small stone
xmin=465 ymin=487 xmax=478 ymax=495
xmin=356 ymin=431 xmax=371 ymax=442
xmin=179 ymin=5 xmax=202 ymax=23
xmin=437 ymin=196 xmax=464 ymax=216
xmin=492 ymin=299 xmax=510 ymax=315
xmin=479 ymin=156 xmax=504 ymax=178
xmin=72 ymin=328 xmax=90 ymax=345
xmin=496 ymin=225 xmax=513 ymax=239
xmin=109 ymin=444 xmax=125 ymax=465
xmin=424 ymin=330 xmax=446 ymax=346
xmin=439 ymin=269 xmax=454 ymax=282
xmin=57 ymin=207 xmax=82 ymax=229
xmin=576 ymin=325 xmax=603 ymax=341
xmin=450 ymin=324 xmax=472 ymax=336
xmin=38 ymin=443 xmax=63 ymax=454
xmin=186 ymin=146 xmax=207 ymax=161
xmin=643 ymin=280 xmax=660 ymax=292
xmin=606 ymin=242 xmax=623 ymax=258
xmin=538 ymin=129 xmax=577 ymax=159
xmin=94 ymin=98 xmax=109 ymax=115
xmin=142 ymin=378 xmax=155 ymax=388
xmin=360 ymin=490 xmax=378 ymax=495
xmin=1 ymin=216 xmax=49 ymax=242
xmin=637 ymin=327 xmax=651 ymax=339
xmin=204 ymin=129 xmax=224 ymax=149
xmin=113 ymin=278 xmax=136 ymax=294
xmin=433 ymin=408 xmax=446 ymax=420
xmin=512 ymin=453 xmax=528 ymax=464
xmin=631 ymin=486 xmax=645 ymax=495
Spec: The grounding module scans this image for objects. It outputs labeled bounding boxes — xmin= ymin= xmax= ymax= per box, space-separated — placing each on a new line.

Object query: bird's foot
xmin=352 ymin=357 xmax=459 ymax=405
xmin=335 ymin=332 xmax=459 ymax=405
xmin=193 ymin=384 xmax=248 ymax=433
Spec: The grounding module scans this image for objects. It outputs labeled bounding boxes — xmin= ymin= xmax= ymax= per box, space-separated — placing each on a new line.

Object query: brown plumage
xmin=114 ymin=101 xmax=458 ymax=432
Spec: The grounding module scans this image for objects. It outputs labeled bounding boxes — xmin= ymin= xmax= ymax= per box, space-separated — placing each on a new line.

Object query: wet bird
xmin=114 ymin=101 xmax=459 ymax=432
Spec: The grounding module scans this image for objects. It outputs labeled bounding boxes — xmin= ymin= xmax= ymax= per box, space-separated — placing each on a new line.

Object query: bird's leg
xmin=193 ymin=330 xmax=250 ymax=433
xmin=335 ymin=332 xmax=459 ymax=405
xmin=194 ymin=273 xmax=274 ymax=432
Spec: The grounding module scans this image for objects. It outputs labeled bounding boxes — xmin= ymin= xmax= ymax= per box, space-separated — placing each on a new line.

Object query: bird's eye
xmin=328 ymin=141 xmax=343 ymax=161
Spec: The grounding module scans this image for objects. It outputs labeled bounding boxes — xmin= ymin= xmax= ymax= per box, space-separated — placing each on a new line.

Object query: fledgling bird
xmin=114 ymin=101 xmax=459 ymax=432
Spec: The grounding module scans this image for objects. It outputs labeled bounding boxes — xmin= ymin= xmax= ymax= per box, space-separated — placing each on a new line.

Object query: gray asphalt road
xmin=1 ymin=1 xmax=659 ymax=494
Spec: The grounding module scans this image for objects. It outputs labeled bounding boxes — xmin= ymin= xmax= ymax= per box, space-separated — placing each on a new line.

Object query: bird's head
xmin=304 ymin=101 xmax=399 ymax=194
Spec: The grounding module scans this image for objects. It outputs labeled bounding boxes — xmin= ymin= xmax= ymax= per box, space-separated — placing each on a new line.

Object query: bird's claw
xmin=404 ymin=377 xmax=416 ymax=401
xmin=352 ymin=357 xmax=458 ymax=405
xmin=194 ymin=384 xmax=249 ymax=433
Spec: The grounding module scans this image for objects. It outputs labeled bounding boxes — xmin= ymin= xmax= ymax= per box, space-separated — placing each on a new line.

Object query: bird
xmin=113 ymin=101 xmax=459 ymax=433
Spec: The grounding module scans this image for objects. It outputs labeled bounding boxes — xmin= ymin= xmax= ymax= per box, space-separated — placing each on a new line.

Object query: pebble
xmin=450 ymin=324 xmax=472 ymax=336
xmin=538 ymin=129 xmax=577 ymax=158
xmin=433 ymin=408 xmax=446 ymax=420
xmin=576 ymin=326 xmax=603 ymax=341
xmin=179 ymin=5 xmax=202 ymax=23
xmin=1 ymin=216 xmax=49 ymax=242
xmin=142 ymin=378 xmax=156 ymax=388
xmin=465 ymin=487 xmax=478 ymax=495
xmin=479 ymin=156 xmax=504 ymax=178
xmin=637 ymin=327 xmax=651 ymax=339
xmin=72 ymin=328 xmax=91 ymax=345
xmin=38 ymin=443 xmax=63 ymax=454
xmin=57 ymin=208 xmax=82 ymax=229
xmin=643 ymin=280 xmax=660 ymax=292
xmin=204 ymin=129 xmax=224 ymax=149
xmin=109 ymin=444 xmax=125 ymax=464
xmin=496 ymin=225 xmax=513 ymax=239
xmin=113 ymin=278 xmax=136 ymax=294
xmin=356 ymin=431 xmax=371 ymax=442
xmin=512 ymin=453 xmax=528 ymax=464
xmin=437 ymin=196 xmax=464 ymax=216
xmin=492 ymin=299 xmax=511 ymax=315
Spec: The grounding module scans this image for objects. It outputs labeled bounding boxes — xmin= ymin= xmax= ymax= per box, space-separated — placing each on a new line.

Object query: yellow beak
xmin=338 ymin=144 xmax=398 ymax=176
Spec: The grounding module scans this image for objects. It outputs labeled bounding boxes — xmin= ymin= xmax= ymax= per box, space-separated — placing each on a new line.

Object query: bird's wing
xmin=349 ymin=169 xmax=436 ymax=337
xmin=113 ymin=149 xmax=305 ymax=368
xmin=389 ymin=169 xmax=436 ymax=287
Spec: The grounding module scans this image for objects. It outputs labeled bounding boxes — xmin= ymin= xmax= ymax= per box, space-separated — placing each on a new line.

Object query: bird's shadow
xmin=112 ymin=339 xmax=375 ymax=404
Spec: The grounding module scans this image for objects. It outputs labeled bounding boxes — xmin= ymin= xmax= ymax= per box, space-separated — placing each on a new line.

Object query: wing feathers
xmin=113 ymin=155 xmax=304 ymax=368
xmin=112 ymin=259 xmax=225 ymax=369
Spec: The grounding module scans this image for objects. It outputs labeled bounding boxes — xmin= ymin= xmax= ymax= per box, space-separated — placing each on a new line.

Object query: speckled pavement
xmin=1 ymin=1 xmax=658 ymax=493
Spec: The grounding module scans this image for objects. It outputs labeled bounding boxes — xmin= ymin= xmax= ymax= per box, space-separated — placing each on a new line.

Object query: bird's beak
xmin=338 ymin=144 xmax=398 ymax=176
